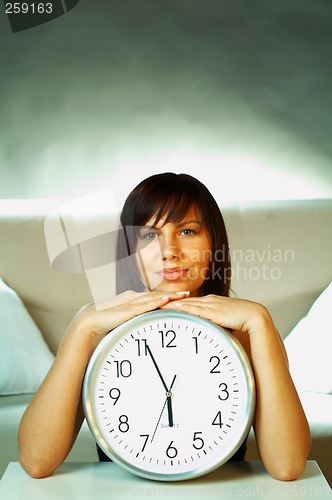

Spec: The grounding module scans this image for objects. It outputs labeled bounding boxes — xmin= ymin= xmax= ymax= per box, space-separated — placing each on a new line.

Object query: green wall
xmin=1 ymin=0 xmax=332 ymax=206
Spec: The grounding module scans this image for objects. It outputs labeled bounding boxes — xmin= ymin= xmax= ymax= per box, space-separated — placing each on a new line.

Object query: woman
xmin=18 ymin=173 xmax=311 ymax=480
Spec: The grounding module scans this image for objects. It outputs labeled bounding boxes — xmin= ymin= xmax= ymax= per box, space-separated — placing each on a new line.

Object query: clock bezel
xmin=83 ymin=310 xmax=256 ymax=481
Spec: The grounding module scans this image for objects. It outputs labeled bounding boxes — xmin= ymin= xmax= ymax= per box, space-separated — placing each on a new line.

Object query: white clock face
xmin=83 ymin=310 xmax=255 ymax=481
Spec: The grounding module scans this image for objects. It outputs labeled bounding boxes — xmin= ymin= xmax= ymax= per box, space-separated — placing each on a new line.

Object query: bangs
xmin=142 ymin=191 xmax=201 ymax=227
xmin=131 ymin=174 xmax=204 ymax=227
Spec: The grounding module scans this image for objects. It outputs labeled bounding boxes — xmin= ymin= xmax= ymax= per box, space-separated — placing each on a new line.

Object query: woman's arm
xmin=162 ymin=295 xmax=311 ymax=481
xmin=18 ymin=290 xmax=189 ymax=478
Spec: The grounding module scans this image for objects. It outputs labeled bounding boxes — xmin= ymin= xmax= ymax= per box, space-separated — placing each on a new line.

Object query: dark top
xmin=96 ymin=435 xmax=247 ymax=463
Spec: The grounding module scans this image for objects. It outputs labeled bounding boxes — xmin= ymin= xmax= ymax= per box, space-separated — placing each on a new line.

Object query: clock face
xmin=83 ymin=310 xmax=255 ymax=481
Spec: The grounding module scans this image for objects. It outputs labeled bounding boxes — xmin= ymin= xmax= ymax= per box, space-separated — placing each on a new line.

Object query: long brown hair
xmin=116 ymin=173 xmax=231 ymax=296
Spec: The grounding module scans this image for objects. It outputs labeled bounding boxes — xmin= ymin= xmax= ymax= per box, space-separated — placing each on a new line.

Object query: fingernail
xmin=176 ymin=291 xmax=190 ymax=295
xmin=162 ymin=295 xmax=169 ymax=300
xmin=175 ymin=302 xmax=183 ymax=307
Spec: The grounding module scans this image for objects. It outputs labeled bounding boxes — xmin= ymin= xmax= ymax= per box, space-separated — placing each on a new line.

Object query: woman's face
xmin=136 ymin=209 xmax=211 ymax=296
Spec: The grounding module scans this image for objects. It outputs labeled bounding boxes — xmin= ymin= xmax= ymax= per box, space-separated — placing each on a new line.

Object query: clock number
xmin=166 ymin=441 xmax=178 ymax=459
xmin=114 ymin=360 xmax=132 ymax=378
xmin=209 ymin=356 xmax=221 ymax=373
xmin=212 ymin=411 xmax=223 ymax=428
xmin=109 ymin=387 xmax=121 ymax=405
xmin=118 ymin=415 xmax=129 ymax=433
xmin=218 ymin=383 xmax=229 ymax=401
xmin=192 ymin=336 xmax=198 ymax=354
xmin=159 ymin=330 xmax=177 ymax=348
xmin=135 ymin=338 xmax=148 ymax=356
xmin=140 ymin=434 xmax=149 ymax=452
xmin=192 ymin=431 xmax=204 ymax=450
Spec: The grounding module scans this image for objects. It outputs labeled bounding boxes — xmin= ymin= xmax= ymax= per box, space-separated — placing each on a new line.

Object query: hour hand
xmin=151 ymin=374 xmax=177 ymax=442
xmin=166 ymin=374 xmax=177 ymax=427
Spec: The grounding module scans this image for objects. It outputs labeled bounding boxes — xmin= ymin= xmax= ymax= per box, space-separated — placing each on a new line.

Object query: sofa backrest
xmin=0 ymin=198 xmax=331 ymax=352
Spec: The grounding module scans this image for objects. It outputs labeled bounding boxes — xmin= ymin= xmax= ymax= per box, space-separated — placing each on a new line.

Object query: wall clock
xmin=83 ymin=310 xmax=255 ymax=481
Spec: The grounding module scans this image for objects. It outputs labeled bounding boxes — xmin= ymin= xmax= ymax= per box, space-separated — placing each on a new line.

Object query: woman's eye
xmin=140 ymin=230 xmax=158 ymax=240
xmin=181 ymin=229 xmax=197 ymax=236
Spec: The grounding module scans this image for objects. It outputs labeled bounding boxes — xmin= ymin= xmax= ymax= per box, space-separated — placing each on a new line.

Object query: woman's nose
xmin=161 ymin=236 xmax=181 ymax=260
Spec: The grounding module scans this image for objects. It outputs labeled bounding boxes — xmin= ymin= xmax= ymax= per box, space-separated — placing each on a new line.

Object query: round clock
xmin=83 ymin=310 xmax=255 ymax=481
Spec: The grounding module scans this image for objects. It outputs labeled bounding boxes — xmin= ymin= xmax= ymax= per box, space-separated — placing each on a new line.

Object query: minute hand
xmin=146 ymin=345 xmax=169 ymax=392
xmin=146 ymin=345 xmax=176 ymax=427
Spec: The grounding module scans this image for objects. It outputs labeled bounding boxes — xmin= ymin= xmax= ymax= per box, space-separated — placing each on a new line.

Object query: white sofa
xmin=0 ymin=198 xmax=331 ymax=485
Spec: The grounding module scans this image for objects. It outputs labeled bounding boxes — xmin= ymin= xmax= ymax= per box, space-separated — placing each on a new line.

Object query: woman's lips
xmin=158 ymin=267 xmax=189 ymax=281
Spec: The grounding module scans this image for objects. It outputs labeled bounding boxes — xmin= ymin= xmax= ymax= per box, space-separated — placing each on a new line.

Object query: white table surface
xmin=0 ymin=461 xmax=330 ymax=499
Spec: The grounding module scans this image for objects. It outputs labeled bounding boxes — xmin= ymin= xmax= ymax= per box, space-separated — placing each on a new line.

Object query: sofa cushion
xmin=0 ymin=278 xmax=55 ymax=395
xmin=284 ymin=282 xmax=332 ymax=395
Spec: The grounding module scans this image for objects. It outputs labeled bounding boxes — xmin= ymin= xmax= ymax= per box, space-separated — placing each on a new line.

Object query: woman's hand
xmin=162 ymin=294 xmax=311 ymax=481
xmin=69 ymin=289 xmax=191 ymax=346
xmin=160 ymin=293 xmax=271 ymax=335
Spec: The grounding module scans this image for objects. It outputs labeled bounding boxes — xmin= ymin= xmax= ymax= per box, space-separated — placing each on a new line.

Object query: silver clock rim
xmin=83 ymin=310 xmax=256 ymax=481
